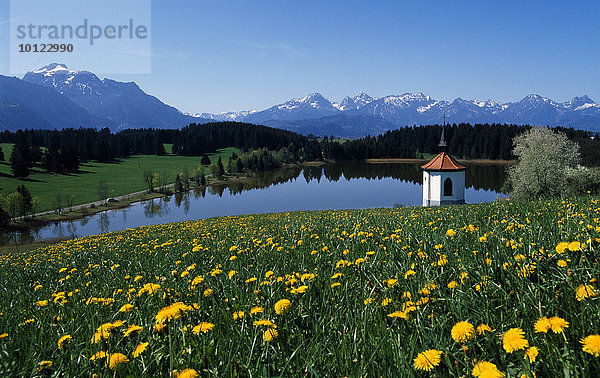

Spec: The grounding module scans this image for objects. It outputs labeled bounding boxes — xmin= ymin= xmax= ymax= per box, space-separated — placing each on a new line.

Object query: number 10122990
xmin=18 ymin=44 xmax=74 ymax=53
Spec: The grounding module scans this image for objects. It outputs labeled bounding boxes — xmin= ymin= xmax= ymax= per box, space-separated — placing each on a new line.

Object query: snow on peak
xmin=353 ymin=92 xmax=373 ymax=104
xmin=383 ymin=92 xmax=435 ymax=108
xmin=567 ymin=95 xmax=596 ymax=109
xmin=523 ymin=94 xmax=551 ymax=103
xmin=574 ymin=103 xmax=598 ymax=111
xmin=273 ymin=92 xmax=333 ymax=111
xmin=32 ymin=63 xmax=73 ymax=76
xmin=301 ymin=92 xmax=328 ymax=103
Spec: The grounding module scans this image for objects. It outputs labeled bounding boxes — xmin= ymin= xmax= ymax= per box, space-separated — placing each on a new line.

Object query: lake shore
xmin=0 ymin=161 xmax=326 ymax=250
xmin=0 ymin=158 xmax=509 ymax=251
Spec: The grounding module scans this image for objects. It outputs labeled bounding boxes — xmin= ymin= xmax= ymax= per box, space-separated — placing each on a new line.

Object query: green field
xmin=0 ymin=144 xmax=239 ymax=213
xmin=0 ymin=196 xmax=599 ymax=376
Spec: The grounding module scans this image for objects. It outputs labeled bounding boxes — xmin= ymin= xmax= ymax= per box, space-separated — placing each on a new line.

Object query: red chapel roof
xmin=421 ymin=152 xmax=467 ymax=171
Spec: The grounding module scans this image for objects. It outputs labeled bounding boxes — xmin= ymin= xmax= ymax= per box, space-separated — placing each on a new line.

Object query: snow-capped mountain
xmin=0 ymin=74 xmax=110 ymax=131
xmin=336 ymin=92 xmax=374 ymax=112
xmin=188 ymin=109 xmax=258 ymax=122
xmin=2 ymin=63 xmax=599 ymax=135
xmin=22 ymin=63 xmax=198 ymax=129
xmin=242 ymin=92 xmax=340 ymax=123
xmin=200 ymin=91 xmax=600 ymax=135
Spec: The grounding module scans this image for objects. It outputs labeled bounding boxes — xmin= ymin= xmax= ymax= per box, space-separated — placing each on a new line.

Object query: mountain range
xmin=1 ymin=63 xmax=599 ymax=137
xmin=0 ymin=63 xmax=202 ymax=131
xmin=196 ymin=92 xmax=600 ymax=136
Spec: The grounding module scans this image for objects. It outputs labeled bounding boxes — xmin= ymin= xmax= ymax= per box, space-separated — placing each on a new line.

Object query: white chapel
xmin=421 ymin=127 xmax=467 ymax=206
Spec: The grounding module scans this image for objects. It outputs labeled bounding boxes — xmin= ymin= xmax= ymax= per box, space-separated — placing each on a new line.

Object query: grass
xmin=0 ymin=144 xmax=240 ymax=213
xmin=0 ymin=196 xmax=599 ymax=376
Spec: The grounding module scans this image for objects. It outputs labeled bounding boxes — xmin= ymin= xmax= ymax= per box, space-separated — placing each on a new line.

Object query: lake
xmin=0 ymin=161 xmax=509 ymax=246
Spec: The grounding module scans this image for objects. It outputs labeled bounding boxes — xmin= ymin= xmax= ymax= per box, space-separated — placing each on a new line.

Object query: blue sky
xmin=1 ymin=1 xmax=599 ymax=113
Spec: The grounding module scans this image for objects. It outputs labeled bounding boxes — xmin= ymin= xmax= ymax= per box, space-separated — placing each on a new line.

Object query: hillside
xmin=1 ymin=196 xmax=599 ymax=375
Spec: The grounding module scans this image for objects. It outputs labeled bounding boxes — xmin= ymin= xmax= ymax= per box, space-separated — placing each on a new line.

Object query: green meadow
xmin=0 ymin=196 xmax=598 ymax=376
xmin=0 ymin=144 xmax=239 ymax=214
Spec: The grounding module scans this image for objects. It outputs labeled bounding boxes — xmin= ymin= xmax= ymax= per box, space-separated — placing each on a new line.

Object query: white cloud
xmin=230 ymin=38 xmax=306 ymax=59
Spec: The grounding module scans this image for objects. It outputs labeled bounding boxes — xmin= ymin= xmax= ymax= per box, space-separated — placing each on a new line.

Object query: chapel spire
xmin=438 ymin=113 xmax=448 ymax=152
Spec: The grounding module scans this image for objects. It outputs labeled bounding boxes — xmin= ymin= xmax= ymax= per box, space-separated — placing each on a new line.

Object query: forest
xmin=321 ymin=123 xmax=600 ymax=166
xmin=1 ymin=122 xmax=599 ymax=179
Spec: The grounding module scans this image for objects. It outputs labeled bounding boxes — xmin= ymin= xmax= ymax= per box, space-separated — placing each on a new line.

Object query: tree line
xmin=319 ymin=123 xmax=600 ymax=166
xmin=0 ymin=122 xmax=319 ymax=178
xmin=2 ymin=122 xmax=599 ymax=180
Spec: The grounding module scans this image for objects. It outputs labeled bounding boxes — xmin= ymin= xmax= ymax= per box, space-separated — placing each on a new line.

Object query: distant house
xmin=421 ymin=126 xmax=466 ymax=206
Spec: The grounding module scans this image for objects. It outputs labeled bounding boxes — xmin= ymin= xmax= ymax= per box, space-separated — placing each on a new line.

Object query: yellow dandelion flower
xmin=119 ymin=303 xmax=134 ymax=312
xmin=245 ymin=277 xmax=257 ymax=284
xmin=250 ymin=306 xmax=263 ymax=315
xmin=557 ymin=260 xmax=568 ymax=267
xmin=174 ymin=369 xmax=199 ymax=378
xmin=192 ymin=322 xmax=214 ymax=334
xmin=57 ymin=334 xmax=71 ymax=349
xmin=233 ymin=311 xmax=244 ymax=320
xmin=548 ymin=316 xmax=569 ymax=333
xmin=472 ymin=361 xmax=505 ymax=377
xmin=253 ymin=319 xmax=277 ymax=328
xmin=576 ymin=284 xmax=598 ymax=301
xmin=112 ymin=320 xmax=124 ymax=328
xmin=437 ymin=254 xmax=449 ymax=266
xmin=109 ymin=353 xmax=129 ymax=370
xmin=555 ymin=242 xmax=569 ymax=253
xmin=138 ymin=282 xmax=160 ymax=296
xmin=90 ymin=351 xmax=107 ymax=361
xmin=568 ymin=241 xmax=581 ymax=251
xmin=404 ymin=270 xmax=416 ymax=279
xmin=534 ymin=317 xmax=551 ymax=333
xmin=91 ymin=322 xmax=116 ymax=343
xmin=524 ymin=346 xmax=539 ymax=363
xmin=0 ymin=333 xmax=7 ymax=339
xmin=413 ymin=349 xmax=442 ymax=371
xmin=37 ymin=360 xmax=53 ymax=371
xmin=381 ymin=297 xmax=392 ymax=306
xmin=290 ymin=285 xmax=308 ymax=294
xmin=477 ymin=324 xmax=492 ymax=335
xmin=132 ymin=342 xmax=148 ymax=358
xmin=503 ymin=328 xmax=529 ymax=353
xmin=387 ymin=311 xmax=409 ymax=320
xmin=124 ymin=325 xmax=143 ymax=337
xmin=331 ymin=282 xmax=341 ymax=288
xmin=446 ymin=229 xmax=457 ymax=237
xmin=36 ymin=300 xmax=48 ymax=306
xmin=451 ymin=321 xmax=475 ymax=343
xmin=274 ymin=299 xmax=291 ymax=315
xmin=153 ymin=322 xmax=167 ymax=333
xmin=203 ymin=289 xmax=213 ymax=297
xmin=263 ymin=328 xmax=278 ymax=341
xmin=155 ymin=302 xmax=192 ymax=324
xmin=228 ymin=270 xmax=236 ymax=279
xmin=447 ymin=281 xmax=458 ymax=289
xmin=581 ymin=334 xmax=600 ymax=357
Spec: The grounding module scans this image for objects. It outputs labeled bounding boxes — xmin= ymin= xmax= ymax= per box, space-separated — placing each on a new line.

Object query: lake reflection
xmin=1 ymin=161 xmax=509 ymax=245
